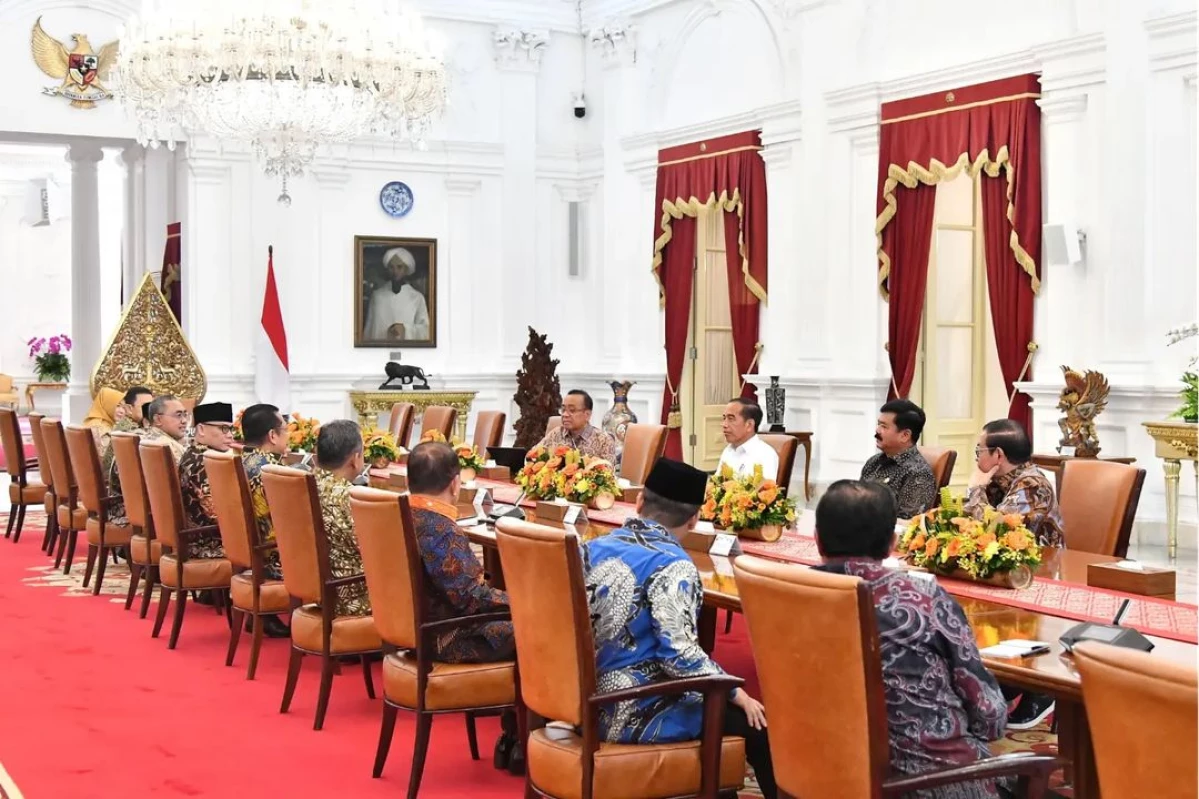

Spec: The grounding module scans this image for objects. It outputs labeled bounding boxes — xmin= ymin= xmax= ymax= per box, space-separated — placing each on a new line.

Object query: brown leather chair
xmin=495 ymin=518 xmax=746 ymax=799
xmin=1074 ymin=641 xmax=1198 ymax=799
xmin=1058 ymin=460 xmax=1146 ymax=558
xmin=140 ymin=440 xmax=233 ymax=649
xmin=111 ymin=431 xmax=161 ymax=617
xmin=41 ymin=418 xmax=86 ymax=573
xmin=205 ymin=450 xmax=291 ymax=680
xmin=261 ymin=465 xmax=381 ymax=730
xmin=388 ymin=402 xmax=416 ymax=450
xmin=0 ymin=374 xmax=18 ymax=410
xmin=65 ymin=425 xmax=133 ymax=595
xmin=918 ymin=446 xmax=958 ymax=492
xmin=619 ymin=423 xmax=667 ymax=486
xmin=1 ymin=408 xmax=46 ymax=543
xmin=545 ymin=415 xmax=562 ymax=436
xmin=472 ymin=410 xmax=507 ymax=452
xmin=350 ymin=487 xmax=516 ymax=795
xmin=419 ymin=405 xmax=458 ymax=442
xmin=27 ymin=412 xmax=59 ymax=554
xmin=759 ymin=433 xmax=798 ymax=492
xmin=732 ymin=556 xmax=1056 ymax=798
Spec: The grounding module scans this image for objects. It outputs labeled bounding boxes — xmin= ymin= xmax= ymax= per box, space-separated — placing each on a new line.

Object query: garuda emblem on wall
xmin=1057 ymin=365 xmax=1110 ymax=458
xmin=31 ymin=16 xmax=118 ymax=109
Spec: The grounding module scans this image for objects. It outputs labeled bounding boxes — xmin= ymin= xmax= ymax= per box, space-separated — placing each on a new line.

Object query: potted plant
xmin=363 ymin=428 xmax=402 ymax=469
xmin=455 ymin=443 xmax=486 ymax=483
xmin=896 ymin=489 xmax=1043 ymax=589
xmin=26 ymin=334 xmax=72 ymax=382
xmin=1167 ymin=324 xmax=1198 ymax=423
xmin=700 ymin=463 xmax=797 ymax=541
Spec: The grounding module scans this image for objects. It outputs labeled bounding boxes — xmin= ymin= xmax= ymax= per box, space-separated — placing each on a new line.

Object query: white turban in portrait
xmin=381 ymin=247 xmax=416 ymax=277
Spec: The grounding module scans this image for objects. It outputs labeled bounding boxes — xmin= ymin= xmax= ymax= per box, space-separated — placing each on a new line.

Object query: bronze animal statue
xmin=379 ymin=359 xmax=429 ymax=390
xmin=1057 ymin=365 xmax=1109 ymax=457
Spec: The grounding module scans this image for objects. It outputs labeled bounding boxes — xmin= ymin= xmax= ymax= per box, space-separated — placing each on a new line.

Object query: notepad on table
xmin=979 ymin=640 xmax=1052 ymax=658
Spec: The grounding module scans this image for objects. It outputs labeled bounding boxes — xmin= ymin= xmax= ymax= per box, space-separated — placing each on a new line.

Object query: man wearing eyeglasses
xmin=143 ymin=395 xmax=189 ymax=463
xmin=533 ymin=389 xmax=616 ymax=462
xmin=177 ymin=402 xmax=235 ymax=559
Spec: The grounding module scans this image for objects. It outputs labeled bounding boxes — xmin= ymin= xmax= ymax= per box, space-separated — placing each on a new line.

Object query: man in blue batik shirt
xmin=581 ymin=458 xmax=777 ymax=798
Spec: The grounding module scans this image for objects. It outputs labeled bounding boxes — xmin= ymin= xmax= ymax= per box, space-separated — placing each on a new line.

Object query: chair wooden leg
xmin=406 ymin=713 xmax=433 ymax=799
xmin=139 ymin=566 xmax=157 ymax=619
xmin=247 ymin=614 xmax=265 ymax=681
xmin=281 ymin=646 xmax=303 ymax=713
xmin=12 ymin=503 xmax=26 ymax=543
xmin=62 ymin=529 xmax=79 ymax=574
xmin=4 ymin=504 xmax=14 ymax=539
xmin=92 ymin=545 xmax=109 ymax=595
xmin=465 ymin=711 xmax=480 ymax=761
xmin=313 ymin=653 xmax=336 ymax=731
xmin=82 ymin=544 xmax=97 ymax=588
xmin=372 ymin=702 xmax=399 ymax=778
xmin=167 ymin=588 xmax=188 ymax=649
xmin=53 ymin=525 xmax=68 ymax=567
xmin=152 ymin=587 xmax=172 ymax=638
xmin=124 ymin=563 xmax=142 ymax=610
xmin=226 ymin=608 xmax=245 ymax=666
xmin=362 ymin=656 xmax=376 ymax=699
xmin=41 ymin=511 xmax=56 ymax=553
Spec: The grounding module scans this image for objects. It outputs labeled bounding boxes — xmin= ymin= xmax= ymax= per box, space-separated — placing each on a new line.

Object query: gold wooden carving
xmin=349 ymin=390 xmax=476 ymax=443
xmin=1057 ymin=365 xmax=1109 ymax=457
xmin=1142 ymin=420 xmax=1198 ymax=560
xmin=90 ymin=273 xmax=207 ymax=401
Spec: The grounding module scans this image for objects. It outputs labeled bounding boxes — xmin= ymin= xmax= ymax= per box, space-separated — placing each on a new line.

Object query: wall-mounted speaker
xmin=1044 ymin=222 xmax=1084 ymax=266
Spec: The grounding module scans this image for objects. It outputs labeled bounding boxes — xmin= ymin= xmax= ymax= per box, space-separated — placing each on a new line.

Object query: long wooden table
xmin=451 ymin=505 xmax=1194 ymax=799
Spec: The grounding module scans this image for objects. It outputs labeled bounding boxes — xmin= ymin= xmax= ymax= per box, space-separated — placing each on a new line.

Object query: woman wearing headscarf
xmin=83 ymin=387 xmax=125 ymax=453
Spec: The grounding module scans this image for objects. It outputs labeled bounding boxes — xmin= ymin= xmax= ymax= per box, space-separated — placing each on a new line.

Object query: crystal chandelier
xmin=113 ymin=0 xmax=448 ymax=204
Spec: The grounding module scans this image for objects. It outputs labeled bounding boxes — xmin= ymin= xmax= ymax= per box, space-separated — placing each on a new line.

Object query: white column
xmin=311 ymin=165 xmax=352 ymax=375
xmin=494 ymin=28 xmax=547 ymax=368
xmin=119 ymin=144 xmax=146 ymax=302
xmin=445 ymin=176 xmax=483 ymax=365
xmin=64 ymin=141 xmax=105 ymax=423
xmin=98 ymin=148 xmax=124 ymax=342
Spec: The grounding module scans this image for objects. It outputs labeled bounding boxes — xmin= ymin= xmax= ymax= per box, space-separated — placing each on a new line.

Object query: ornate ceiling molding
xmin=588 ymin=19 xmax=638 ymax=67
xmin=493 ymin=27 xmax=550 ymax=72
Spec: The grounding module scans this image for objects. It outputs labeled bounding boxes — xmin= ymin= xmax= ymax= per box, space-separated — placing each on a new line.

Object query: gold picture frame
xmin=354 ymin=235 xmax=438 ymax=348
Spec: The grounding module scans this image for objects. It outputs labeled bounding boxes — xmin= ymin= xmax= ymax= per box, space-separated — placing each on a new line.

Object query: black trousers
xmin=724 ymin=703 xmax=777 ymax=799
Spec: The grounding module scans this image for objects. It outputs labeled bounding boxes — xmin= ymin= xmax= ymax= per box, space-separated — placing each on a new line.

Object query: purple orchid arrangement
xmin=26 ymin=334 xmax=72 ymax=382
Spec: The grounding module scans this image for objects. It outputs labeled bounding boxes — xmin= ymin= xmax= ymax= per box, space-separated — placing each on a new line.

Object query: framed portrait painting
xmin=354 ymin=236 xmax=437 ymax=348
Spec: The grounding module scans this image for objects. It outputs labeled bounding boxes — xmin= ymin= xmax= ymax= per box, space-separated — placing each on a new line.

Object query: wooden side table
xmin=783 ymin=431 xmax=814 ymax=501
xmin=1030 ymin=454 xmax=1137 ymax=495
xmin=24 ymin=382 xmax=67 ymax=412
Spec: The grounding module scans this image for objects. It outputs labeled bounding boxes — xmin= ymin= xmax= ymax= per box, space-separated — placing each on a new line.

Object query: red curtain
xmin=160 ymin=222 xmax=182 ymax=323
xmin=884 ymin=184 xmax=936 ymax=399
xmin=877 ymin=75 xmax=1041 ymax=434
xmin=652 ymin=131 xmax=769 ymax=460
xmin=981 ymin=173 xmax=1036 ymax=434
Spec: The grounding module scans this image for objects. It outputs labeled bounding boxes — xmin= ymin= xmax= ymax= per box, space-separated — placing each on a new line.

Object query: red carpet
xmin=0 ymin=513 xmax=763 ymax=798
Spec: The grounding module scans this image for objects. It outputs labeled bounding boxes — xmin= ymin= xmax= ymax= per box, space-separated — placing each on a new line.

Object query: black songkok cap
xmin=193 ymin=402 xmax=233 ymax=424
xmin=643 ymin=457 xmax=708 ymax=506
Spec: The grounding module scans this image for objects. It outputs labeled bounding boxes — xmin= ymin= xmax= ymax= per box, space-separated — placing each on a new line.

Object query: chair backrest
xmin=1059 ymin=460 xmax=1146 ymax=558
xmin=495 ymin=519 xmax=594 ymax=727
xmin=619 ymin=423 xmax=667 ymax=485
xmin=65 ymin=425 xmax=105 ymax=516
xmin=260 ymin=465 xmax=329 ymax=605
xmin=0 ymin=408 xmax=26 ymax=482
xmin=918 ymin=446 xmax=958 ymax=491
xmin=734 ymin=556 xmax=887 ymax=798
xmin=140 ymin=440 xmax=187 ymax=550
xmin=40 ymin=418 xmax=76 ymax=502
xmin=111 ymin=432 xmax=152 ymax=532
xmin=759 ymin=433 xmax=798 ymax=491
xmin=0 ymin=374 xmax=13 ymax=393
xmin=388 ymin=402 xmax=415 ymax=449
xmin=419 ymin=405 xmax=457 ymax=441
xmin=546 ymin=415 xmax=562 ymax=436
xmin=27 ymin=413 xmax=53 ymax=495
xmin=204 ymin=450 xmax=258 ymax=571
xmin=1074 ymin=641 xmax=1198 ymax=799
xmin=472 ymin=410 xmax=507 ymax=451
xmin=349 ymin=488 xmax=422 ymax=649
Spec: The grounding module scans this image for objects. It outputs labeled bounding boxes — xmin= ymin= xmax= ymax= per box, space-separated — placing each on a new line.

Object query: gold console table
xmin=349 ymin=390 xmax=476 ymax=443
xmin=1142 ymin=420 xmax=1198 ymax=559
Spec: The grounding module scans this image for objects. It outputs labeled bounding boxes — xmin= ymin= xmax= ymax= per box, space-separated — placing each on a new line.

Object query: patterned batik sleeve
xmin=964 ymin=485 xmax=991 ymax=520
xmin=420 ymin=515 xmax=508 ymax=615
xmin=932 ymin=589 xmax=1007 ymax=741
xmin=595 ymin=431 xmax=617 ymax=463
xmin=897 ymin=467 xmax=938 ymax=519
xmin=646 ymin=559 xmax=726 ymax=681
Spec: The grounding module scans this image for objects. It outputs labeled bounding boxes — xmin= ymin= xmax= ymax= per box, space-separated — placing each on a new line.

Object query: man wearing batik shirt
xmin=239 ymin=403 xmax=293 ymax=580
xmin=534 ymin=389 xmax=616 ymax=462
xmin=313 ymin=420 xmax=371 ymax=617
xmin=860 ymin=399 xmax=938 ymax=519
xmin=581 ymin=458 xmax=776 ymax=798
xmin=814 ymin=480 xmax=1009 ymax=799
xmin=177 ymin=402 xmax=234 ymax=559
xmin=965 ymin=419 xmax=1064 ymax=548
xmin=100 ymin=386 xmax=155 ymax=528
xmin=143 ymin=395 xmax=190 ymax=463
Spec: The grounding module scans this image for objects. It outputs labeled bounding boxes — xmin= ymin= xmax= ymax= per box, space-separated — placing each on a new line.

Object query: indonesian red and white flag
xmin=255 ymin=246 xmax=290 ymax=410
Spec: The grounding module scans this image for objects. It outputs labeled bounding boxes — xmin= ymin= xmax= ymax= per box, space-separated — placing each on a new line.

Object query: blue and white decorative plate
xmin=379 ymin=181 xmax=414 ymax=218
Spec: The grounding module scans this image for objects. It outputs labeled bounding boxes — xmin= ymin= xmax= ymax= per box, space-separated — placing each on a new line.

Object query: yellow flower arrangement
xmin=232 ymin=408 xmax=245 ymax=442
xmin=362 ymin=428 xmax=401 ymax=467
xmin=516 ymin=445 xmax=620 ymax=504
xmin=286 ymin=413 xmax=320 ymax=452
xmin=699 ymin=463 xmax=797 ymax=531
xmin=420 ymin=429 xmax=447 ymax=444
xmin=454 ymin=443 xmax=486 ymax=473
xmin=896 ymin=488 xmax=1042 ymax=580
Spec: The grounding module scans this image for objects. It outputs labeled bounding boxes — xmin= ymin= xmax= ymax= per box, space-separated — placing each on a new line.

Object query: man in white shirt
xmin=716 ymin=398 xmax=779 ymax=481
xmin=362 ymin=247 xmax=431 ymax=341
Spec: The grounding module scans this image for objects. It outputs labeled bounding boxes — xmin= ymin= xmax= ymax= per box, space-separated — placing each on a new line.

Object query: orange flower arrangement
xmin=516 ymin=446 xmax=619 ymax=504
xmin=699 ymin=463 xmax=797 ymax=530
xmin=896 ymin=488 xmax=1042 ymax=580
xmin=286 ymin=413 xmax=320 ymax=453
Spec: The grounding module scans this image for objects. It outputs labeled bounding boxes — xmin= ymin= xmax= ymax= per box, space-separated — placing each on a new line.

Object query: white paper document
xmin=979 ymin=640 xmax=1052 ymax=659
xmin=709 ymin=533 xmax=737 ymax=557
